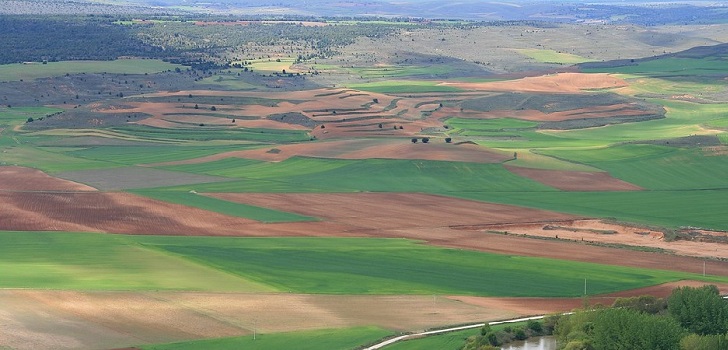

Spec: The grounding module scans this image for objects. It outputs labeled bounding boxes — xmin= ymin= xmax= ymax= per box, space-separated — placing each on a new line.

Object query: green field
xmin=142 ymin=326 xmax=392 ymax=350
xmin=138 ymin=236 xmax=725 ymax=296
xmin=3 ymin=232 xmax=724 ymax=296
xmin=516 ymin=49 xmax=594 ymax=64
xmin=158 ymin=157 xmax=556 ymax=193
xmin=0 ymin=231 xmax=271 ymax=291
xmin=583 ymin=57 xmax=728 ymax=77
xmin=132 ymin=190 xmax=317 ymax=223
xmin=109 ymin=124 xmax=311 ymax=143
xmin=65 ymin=144 xmax=253 ymax=166
xmin=347 ymin=80 xmax=464 ymax=93
xmin=0 ymin=59 xmax=182 ymax=82
xmin=540 ymin=146 xmax=728 ymax=190
xmin=464 ymin=189 xmax=728 ymax=231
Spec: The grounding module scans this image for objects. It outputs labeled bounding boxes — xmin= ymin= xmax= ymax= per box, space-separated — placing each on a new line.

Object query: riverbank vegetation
xmin=551 ymin=285 xmax=728 ymax=350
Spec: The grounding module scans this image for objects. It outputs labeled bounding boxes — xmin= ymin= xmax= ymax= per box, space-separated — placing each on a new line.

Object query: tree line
xmin=462 ymin=285 xmax=728 ymax=350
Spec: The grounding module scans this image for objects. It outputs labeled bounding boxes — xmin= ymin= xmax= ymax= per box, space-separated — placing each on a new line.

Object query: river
xmin=501 ymin=336 xmax=557 ymax=350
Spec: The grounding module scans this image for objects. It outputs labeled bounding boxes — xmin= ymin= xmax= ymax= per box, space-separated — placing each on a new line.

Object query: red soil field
xmin=505 ymin=165 xmax=643 ymax=191
xmin=0 ymin=188 xmax=357 ymax=237
xmin=206 ymin=192 xmax=728 ymax=276
xmin=0 ymin=166 xmax=97 ymax=191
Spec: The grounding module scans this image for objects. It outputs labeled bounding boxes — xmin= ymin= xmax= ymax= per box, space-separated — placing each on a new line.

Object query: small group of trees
xmin=551 ymin=285 xmax=728 ymax=350
xmin=411 ymin=137 xmax=452 ymax=143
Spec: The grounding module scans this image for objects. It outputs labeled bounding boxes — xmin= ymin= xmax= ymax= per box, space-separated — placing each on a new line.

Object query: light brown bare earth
xmin=505 ymin=165 xmax=643 ymax=191
xmin=0 ymin=290 xmax=518 ymax=350
xmin=473 ymin=219 xmax=728 ymax=260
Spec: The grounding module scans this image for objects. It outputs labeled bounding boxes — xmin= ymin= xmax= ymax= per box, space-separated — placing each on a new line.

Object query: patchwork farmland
xmin=1 ymin=12 xmax=728 ymax=350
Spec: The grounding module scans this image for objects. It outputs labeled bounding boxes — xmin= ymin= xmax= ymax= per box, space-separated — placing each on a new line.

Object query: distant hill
xmin=5 ymin=0 xmax=728 ymax=24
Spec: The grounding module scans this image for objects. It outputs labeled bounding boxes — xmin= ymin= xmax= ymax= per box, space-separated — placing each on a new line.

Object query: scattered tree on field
xmin=211 ymin=106 xmax=217 ymax=111
xmin=411 ymin=138 xmax=418 ymax=143
xmin=445 ymin=137 xmax=452 ymax=143
xmin=194 ymin=104 xmax=199 ymax=109
xmin=422 ymin=137 xmax=429 ymax=143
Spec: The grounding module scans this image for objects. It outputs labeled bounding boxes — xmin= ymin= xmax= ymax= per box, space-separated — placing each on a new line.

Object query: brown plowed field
xmin=0 ymin=189 xmax=365 ymax=237
xmin=0 ymin=166 xmax=97 ymax=191
xmin=205 ymin=192 xmax=728 ymax=275
xmin=505 ymin=165 xmax=643 ymax=191
xmin=151 ymin=139 xmax=508 ymax=166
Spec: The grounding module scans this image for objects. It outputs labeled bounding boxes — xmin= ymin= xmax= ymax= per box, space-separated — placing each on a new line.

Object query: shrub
xmin=528 ymin=320 xmax=544 ymax=334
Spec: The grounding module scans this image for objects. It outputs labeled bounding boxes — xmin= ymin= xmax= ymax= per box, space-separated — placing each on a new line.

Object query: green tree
xmin=669 ymin=285 xmax=728 ymax=335
xmin=590 ymin=308 xmax=683 ymax=350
